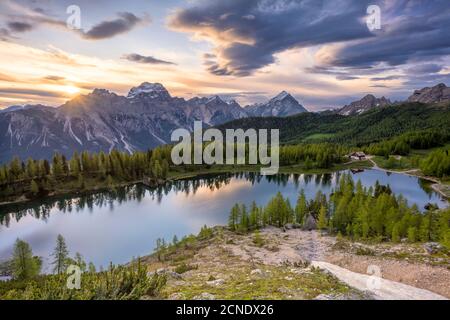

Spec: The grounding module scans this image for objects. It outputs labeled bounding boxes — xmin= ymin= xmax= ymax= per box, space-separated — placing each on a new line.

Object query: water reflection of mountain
xmin=0 ymin=172 xmax=340 ymax=227
xmin=0 ymin=170 xmax=442 ymax=227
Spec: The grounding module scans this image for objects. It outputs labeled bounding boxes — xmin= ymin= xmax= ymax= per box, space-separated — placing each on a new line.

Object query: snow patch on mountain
xmin=127 ymin=82 xmax=171 ymax=100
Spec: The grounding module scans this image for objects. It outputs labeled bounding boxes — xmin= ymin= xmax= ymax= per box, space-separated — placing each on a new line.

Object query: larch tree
xmin=12 ymin=239 xmax=41 ymax=280
xmin=52 ymin=234 xmax=70 ymax=274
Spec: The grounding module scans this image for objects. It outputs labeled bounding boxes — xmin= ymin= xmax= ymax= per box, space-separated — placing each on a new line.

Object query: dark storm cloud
xmin=170 ymin=0 xmax=450 ymax=78
xmin=323 ymin=1 xmax=450 ymax=68
xmin=122 ymin=53 xmax=176 ymax=65
xmin=169 ymin=0 xmax=374 ymax=76
xmin=405 ymin=64 xmax=443 ymax=75
xmin=83 ymin=12 xmax=147 ymax=40
xmin=7 ymin=21 xmax=33 ymax=32
xmin=4 ymin=1 xmax=147 ymax=41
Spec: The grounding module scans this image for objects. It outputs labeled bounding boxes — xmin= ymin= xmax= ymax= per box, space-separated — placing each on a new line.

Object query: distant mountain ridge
xmin=0 ymin=83 xmax=304 ymax=163
xmin=407 ymin=83 xmax=450 ymax=104
xmin=337 ymin=94 xmax=391 ymax=116
xmin=0 ymin=82 xmax=448 ymax=163
xmin=336 ymin=83 xmax=449 ymax=116
xmin=245 ymin=91 xmax=307 ymax=117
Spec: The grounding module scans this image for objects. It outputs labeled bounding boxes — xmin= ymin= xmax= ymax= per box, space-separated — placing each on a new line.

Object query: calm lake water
xmin=0 ymin=169 xmax=447 ymax=271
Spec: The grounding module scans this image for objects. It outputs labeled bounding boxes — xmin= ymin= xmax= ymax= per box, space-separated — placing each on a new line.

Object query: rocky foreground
xmin=141 ymin=227 xmax=449 ymax=300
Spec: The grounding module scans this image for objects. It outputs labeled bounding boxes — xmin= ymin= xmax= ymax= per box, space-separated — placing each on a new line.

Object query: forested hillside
xmin=218 ymin=102 xmax=450 ymax=146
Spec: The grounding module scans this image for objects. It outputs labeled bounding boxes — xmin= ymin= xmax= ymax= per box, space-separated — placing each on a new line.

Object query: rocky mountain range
xmin=337 ymin=83 xmax=449 ymax=116
xmin=337 ymin=94 xmax=391 ymax=116
xmin=0 ymin=83 xmax=305 ymax=163
xmin=407 ymin=83 xmax=450 ymax=104
xmin=0 ymin=82 xmax=448 ymax=163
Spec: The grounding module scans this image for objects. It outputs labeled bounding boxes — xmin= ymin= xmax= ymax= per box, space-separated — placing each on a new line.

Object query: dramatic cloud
xmin=406 ymin=64 xmax=443 ymax=75
xmin=122 ymin=53 xmax=176 ymax=65
xmin=7 ymin=21 xmax=33 ymax=32
xmin=170 ymin=0 xmax=450 ymax=79
xmin=3 ymin=1 xmax=147 ymax=41
xmin=83 ymin=12 xmax=148 ymax=40
xmin=319 ymin=1 xmax=450 ymax=68
xmin=169 ymin=0 xmax=374 ymax=76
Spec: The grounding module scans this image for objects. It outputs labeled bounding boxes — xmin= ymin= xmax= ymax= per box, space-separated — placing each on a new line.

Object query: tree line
xmin=420 ymin=149 xmax=450 ymax=178
xmin=0 ymin=142 xmax=349 ymax=202
xmin=228 ymin=174 xmax=450 ymax=247
xmin=0 ymin=146 xmax=172 ymax=200
xmin=364 ymin=130 xmax=449 ymax=157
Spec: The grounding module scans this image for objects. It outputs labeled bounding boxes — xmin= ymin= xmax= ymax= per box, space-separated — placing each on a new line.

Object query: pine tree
xmin=52 ymin=234 xmax=70 ymax=274
xmin=295 ymin=190 xmax=307 ymax=224
xmin=317 ymin=205 xmax=328 ymax=231
xmin=30 ymin=179 xmax=39 ymax=196
xmin=249 ymin=201 xmax=259 ymax=229
xmin=12 ymin=239 xmax=41 ymax=280
xmin=26 ymin=158 xmax=37 ymax=179
xmin=69 ymin=151 xmax=81 ymax=176
xmin=239 ymin=204 xmax=249 ymax=232
xmin=392 ymin=223 xmax=400 ymax=242
xmin=228 ymin=204 xmax=240 ymax=231
xmin=407 ymin=227 xmax=417 ymax=243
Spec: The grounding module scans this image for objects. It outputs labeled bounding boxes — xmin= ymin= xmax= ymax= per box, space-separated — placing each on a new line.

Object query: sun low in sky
xmin=0 ymin=0 xmax=449 ymax=110
xmin=61 ymin=85 xmax=80 ymax=95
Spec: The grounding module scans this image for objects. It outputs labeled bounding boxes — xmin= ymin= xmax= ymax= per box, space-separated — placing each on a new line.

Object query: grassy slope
xmin=144 ymin=227 xmax=360 ymax=300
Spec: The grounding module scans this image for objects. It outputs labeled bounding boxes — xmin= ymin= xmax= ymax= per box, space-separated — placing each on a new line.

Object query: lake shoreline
xmin=0 ymin=161 xmax=374 ymax=209
xmin=1 ymin=159 xmax=448 ymax=210
xmin=367 ymin=156 xmax=450 ymax=199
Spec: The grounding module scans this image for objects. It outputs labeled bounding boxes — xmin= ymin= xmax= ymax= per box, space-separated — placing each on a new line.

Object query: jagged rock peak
xmin=127 ymin=82 xmax=171 ymax=99
xmin=270 ymin=90 xmax=291 ymax=102
xmin=338 ymin=94 xmax=391 ymax=116
xmin=206 ymin=95 xmax=224 ymax=104
xmin=407 ymin=83 xmax=450 ymax=103
xmin=245 ymin=91 xmax=307 ymax=117
xmin=91 ymin=88 xmax=113 ymax=96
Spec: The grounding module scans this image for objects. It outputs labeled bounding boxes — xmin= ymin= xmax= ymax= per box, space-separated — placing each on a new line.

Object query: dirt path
xmin=311 ymin=261 xmax=447 ymax=300
xmin=296 ymin=229 xmax=447 ymax=299
xmin=225 ymin=228 xmax=450 ymax=299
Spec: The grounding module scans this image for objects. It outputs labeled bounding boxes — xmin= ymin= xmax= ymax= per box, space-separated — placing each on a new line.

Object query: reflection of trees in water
xmin=417 ymin=178 xmax=434 ymax=197
xmin=2 ymin=171 xmax=416 ymax=227
xmin=0 ymin=173 xmax=314 ymax=226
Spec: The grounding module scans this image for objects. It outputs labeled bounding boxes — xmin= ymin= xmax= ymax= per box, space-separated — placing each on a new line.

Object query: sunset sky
xmin=0 ymin=0 xmax=449 ymax=110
